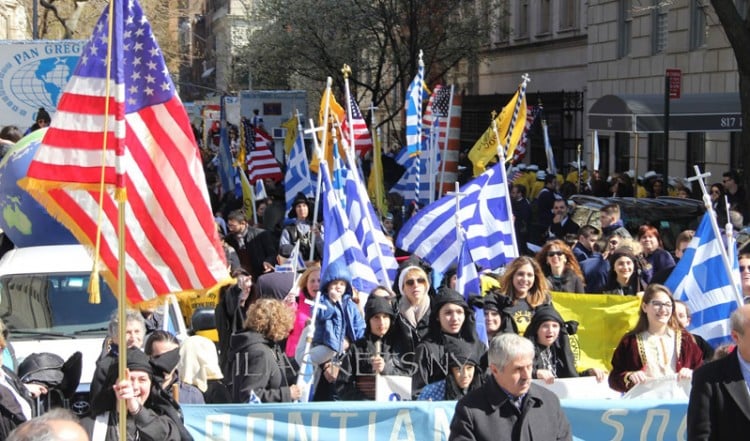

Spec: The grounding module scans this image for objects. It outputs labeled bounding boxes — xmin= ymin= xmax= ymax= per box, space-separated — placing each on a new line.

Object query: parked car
xmin=569 ymin=195 xmax=706 ymax=251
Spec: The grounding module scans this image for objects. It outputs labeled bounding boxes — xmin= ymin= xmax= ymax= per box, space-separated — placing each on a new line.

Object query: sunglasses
xmin=405 ymin=277 xmax=427 ymax=287
xmin=740 ymin=266 xmax=750 ymax=272
xmin=547 ymin=251 xmax=564 ymax=257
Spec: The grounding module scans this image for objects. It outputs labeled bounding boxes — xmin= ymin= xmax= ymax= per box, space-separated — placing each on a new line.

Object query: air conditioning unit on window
xmin=272 ymin=128 xmax=286 ymax=139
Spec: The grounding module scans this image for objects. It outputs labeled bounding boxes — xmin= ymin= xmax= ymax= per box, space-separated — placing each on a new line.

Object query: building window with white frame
xmin=651 ymin=2 xmax=668 ymax=55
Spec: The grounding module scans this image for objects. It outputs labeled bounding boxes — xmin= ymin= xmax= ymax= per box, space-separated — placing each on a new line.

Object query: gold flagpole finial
xmin=341 ymin=64 xmax=351 ymax=79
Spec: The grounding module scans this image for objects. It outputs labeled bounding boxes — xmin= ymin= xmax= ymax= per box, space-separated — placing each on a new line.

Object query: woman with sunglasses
xmin=535 ymin=240 xmax=585 ymax=294
xmin=394 ymin=263 xmax=433 ymax=353
xmin=498 ymin=256 xmax=552 ymax=335
xmin=608 ymin=284 xmax=703 ymax=393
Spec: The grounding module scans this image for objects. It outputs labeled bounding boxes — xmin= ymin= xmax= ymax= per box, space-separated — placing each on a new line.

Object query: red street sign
xmin=666 ymin=69 xmax=681 ymax=99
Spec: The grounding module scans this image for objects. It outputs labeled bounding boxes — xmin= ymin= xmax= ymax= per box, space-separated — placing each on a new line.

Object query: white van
xmin=0 ymin=244 xmax=117 ymax=410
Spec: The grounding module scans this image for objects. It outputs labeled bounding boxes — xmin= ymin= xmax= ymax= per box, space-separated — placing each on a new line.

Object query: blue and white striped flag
xmin=457 ymin=238 xmax=488 ymax=344
xmin=344 ymin=167 xmax=398 ymax=286
xmin=396 ymin=163 xmax=516 ymax=274
xmin=665 ymin=214 xmax=741 ymax=347
xmin=332 ymin=140 xmax=348 ymax=209
xmin=405 ymin=61 xmax=424 ymax=158
xmin=320 ymin=161 xmax=380 ymax=294
xmin=390 ymin=134 xmax=441 ymax=206
xmin=284 ymin=122 xmax=314 ymax=213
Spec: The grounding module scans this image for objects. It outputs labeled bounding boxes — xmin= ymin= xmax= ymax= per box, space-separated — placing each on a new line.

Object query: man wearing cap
xmin=251 ymin=244 xmax=298 ymax=303
xmin=531 ymin=174 xmax=559 ymax=245
xmin=82 ymin=348 xmax=191 ymax=441
xmin=280 ymin=192 xmax=323 ymax=261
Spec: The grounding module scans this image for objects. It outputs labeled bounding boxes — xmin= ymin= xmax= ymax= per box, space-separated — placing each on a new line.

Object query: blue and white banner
xmin=183 ymin=398 xmax=690 ymax=441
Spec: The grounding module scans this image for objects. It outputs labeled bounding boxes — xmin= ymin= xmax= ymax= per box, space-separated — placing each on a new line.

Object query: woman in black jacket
xmin=228 ymin=298 xmax=300 ymax=403
xmin=535 ymin=239 xmax=585 ymax=293
xmin=413 ymin=287 xmax=486 ymax=399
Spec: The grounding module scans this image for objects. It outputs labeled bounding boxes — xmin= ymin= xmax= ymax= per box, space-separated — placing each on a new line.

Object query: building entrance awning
xmin=588 ymin=93 xmax=741 ymax=133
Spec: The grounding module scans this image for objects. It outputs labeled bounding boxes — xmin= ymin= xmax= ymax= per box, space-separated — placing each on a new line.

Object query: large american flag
xmin=243 ymin=119 xmax=283 ymax=184
xmin=19 ymin=0 xmax=230 ymax=304
xmin=341 ymin=94 xmax=373 ymax=157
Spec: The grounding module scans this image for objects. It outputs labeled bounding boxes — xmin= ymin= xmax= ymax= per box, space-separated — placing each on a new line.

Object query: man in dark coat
xmin=687 ymin=304 xmax=750 ymax=440
xmin=449 ymin=333 xmax=571 ymax=441
xmin=225 ymin=209 xmax=278 ymax=280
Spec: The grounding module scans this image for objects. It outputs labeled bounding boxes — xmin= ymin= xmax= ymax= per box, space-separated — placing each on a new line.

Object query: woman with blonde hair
xmin=498 ymin=256 xmax=551 ymax=334
xmin=394 ymin=263 xmax=433 ymax=351
xmin=535 ymin=239 xmax=585 ymax=293
xmin=608 ymin=284 xmax=703 ymax=392
xmin=285 ymin=263 xmax=321 ymax=358
xmin=228 ymin=299 xmax=300 ymax=403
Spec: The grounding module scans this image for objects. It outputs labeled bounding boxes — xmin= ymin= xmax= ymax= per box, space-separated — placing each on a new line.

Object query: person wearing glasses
xmin=608 ymin=284 xmax=703 ymax=392
xmin=535 ymin=240 xmax=585 ymax=294
xmin=394 ymin=262 xmax=434 ymax=351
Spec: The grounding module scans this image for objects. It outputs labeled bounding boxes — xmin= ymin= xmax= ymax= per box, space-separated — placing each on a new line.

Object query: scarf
xmin=398 ymin=294 xmax=430 ymax=329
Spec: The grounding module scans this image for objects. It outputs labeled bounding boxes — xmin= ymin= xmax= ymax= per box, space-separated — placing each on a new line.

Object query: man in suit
xmin=449 ymin=333 xmax=571 ymax=441
xmin=688 ymin=304 xmax=750 ymax=440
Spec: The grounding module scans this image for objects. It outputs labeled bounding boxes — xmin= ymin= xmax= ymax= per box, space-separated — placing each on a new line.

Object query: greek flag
xmin=344 ymin=166 xmax=398 ymax=287
xmin=284 ymin=122 xmax=314 ymax=212
xmin=457 ymin=238 xmax=488 ymax=344
xmin=665 ymin=214 xmax=740 ymax=347
xmin=390 ymin=136 xmax=441 ymax=206
xmin=405 ymin=63 xmax=424 ymax=158
xmin=397 ymin=163 xmax=516 ymax=274
xmin=320 ymin=161 xmax=379 ymax=294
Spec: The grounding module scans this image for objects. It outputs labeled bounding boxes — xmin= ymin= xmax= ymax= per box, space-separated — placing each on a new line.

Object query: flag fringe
xmin=18 ymin=176 xmax=235 ymax=307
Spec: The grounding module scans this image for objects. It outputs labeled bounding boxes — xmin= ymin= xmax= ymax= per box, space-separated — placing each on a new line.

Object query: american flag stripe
xmin=342 ymin=94 xmax=373 ymax=156
xmin=20 ymin=0 xmax=230 ymax=304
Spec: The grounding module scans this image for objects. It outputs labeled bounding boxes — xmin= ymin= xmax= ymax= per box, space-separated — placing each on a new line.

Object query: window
xmin=494 ymin=4 xmax=511 ymax=43
xmin=690 ymin=0 xmax=707 ymax=50
xmin=596 ymin=134 xmax=611 ymax=177
xmin=737 ymin=0 xmax=749 ymax=20
xmin=538 ymin=0 xmax=551 ymax=35
xmin=618 ymin=0 xmax=632 ymax=58
xmin=647 ymin=133 xmax=667 ymax=177
xmin=559 ymin=0 xmax=578 ymax=30
xmin=686 ymin=133 xmax=706 ymax=177
xmin=517 ymin=0 xmax=529 ymax=38
xmin=731 ymin=132 xmax=743 ymax=175
xmin=615 ymin=133 xmax=631 ymax=173
xmin=651 ymin=3 xmax=668 ymax=55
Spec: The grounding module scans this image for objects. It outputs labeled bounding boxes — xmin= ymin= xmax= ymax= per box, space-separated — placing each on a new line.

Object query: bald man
xmin=7 ymin=408 xmax=88 ymax=441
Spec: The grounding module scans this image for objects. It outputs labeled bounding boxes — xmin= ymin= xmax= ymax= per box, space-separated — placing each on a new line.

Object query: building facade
xmin=474 ymin=0 xmax=741 ymax=183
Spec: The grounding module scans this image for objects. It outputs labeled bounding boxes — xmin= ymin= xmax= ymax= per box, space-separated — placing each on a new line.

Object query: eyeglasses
xmin=740 ymin=265 xmax=750 ymax=272
xmin=404 ymin=277 xmax=427 ymax=287
xmin=649 ymin=301 xmax=673 ymax=310
xmin=547 ymin=251 xmax=564 ymax=257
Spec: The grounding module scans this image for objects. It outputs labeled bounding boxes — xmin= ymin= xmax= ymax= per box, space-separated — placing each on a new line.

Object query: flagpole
xmin=438 ymin=84 xmax=455 ymax=199
xmin=342 ymin=65 xmax=357 ymax=162
xmin=503 ymin=74 xmax=530 ymax=162
xmin=689 ymin=165 xmax=744 ymax=305
xmin=342 ymin=71 xmax=393 ymax=288
xmin=493 ymin=112 xmax=520 ymax=258
xmin=308 ymin=78 xmax=333 ymax=263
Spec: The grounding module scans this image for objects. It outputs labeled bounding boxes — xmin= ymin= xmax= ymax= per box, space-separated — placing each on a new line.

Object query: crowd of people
xmin=3 ymin=110 xmax=750 ymax=440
